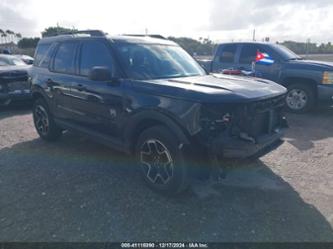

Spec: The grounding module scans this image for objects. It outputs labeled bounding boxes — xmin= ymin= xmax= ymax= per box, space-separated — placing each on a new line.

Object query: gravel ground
xmin=0 ymin=105 xmax=332 ymax=242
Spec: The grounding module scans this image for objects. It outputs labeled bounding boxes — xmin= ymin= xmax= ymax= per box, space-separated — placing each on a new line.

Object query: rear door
xmin=211 ymin=44 xmax=239 ymax=73
xmin=237 ymin=44 xmax=281 ymax=82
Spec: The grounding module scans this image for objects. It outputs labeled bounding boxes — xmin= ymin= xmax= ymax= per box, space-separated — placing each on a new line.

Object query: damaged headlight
xmin=200 ymin=105 xmax=234 ymax=133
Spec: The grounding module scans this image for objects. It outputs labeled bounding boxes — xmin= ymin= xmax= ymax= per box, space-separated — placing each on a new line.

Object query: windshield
xmin=272 ymin=44 xmax=302 ymax=60
xmin=114 ymin=43 xmax=206 ymax=80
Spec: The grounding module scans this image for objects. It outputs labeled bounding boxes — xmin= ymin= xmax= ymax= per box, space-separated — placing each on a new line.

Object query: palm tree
xmin=0 ymin=29 xmax=4 ymax=44
xmin=1 ymin=33 xmax=7 ymax=44
xmin=15 ymin=33 xmax=22 ymax=43
xmin=6 ymin=30 xmax=15 ymax=43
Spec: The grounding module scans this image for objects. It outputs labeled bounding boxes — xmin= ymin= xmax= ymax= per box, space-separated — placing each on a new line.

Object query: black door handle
xmin=76 ymin=84 xmax=86 ymax=91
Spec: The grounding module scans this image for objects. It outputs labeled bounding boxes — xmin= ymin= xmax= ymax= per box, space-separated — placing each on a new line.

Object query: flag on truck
xmin=256 ymin=51 xmax=274 ymax=65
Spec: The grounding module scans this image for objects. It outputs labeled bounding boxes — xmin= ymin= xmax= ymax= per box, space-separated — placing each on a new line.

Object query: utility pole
xmin=305 ymin=38 xmax=310 ymax=59
xmin=252 ymin=29 xmax=256 ymax=41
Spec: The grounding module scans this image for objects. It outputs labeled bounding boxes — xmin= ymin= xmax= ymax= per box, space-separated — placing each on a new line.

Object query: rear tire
xmin=33 ymin=98 xmax=62 ymax=141
xmin=135 ymin=126 xmax=190 ymax=195
xmin=285 ymin=84 xmax=315 ymax=113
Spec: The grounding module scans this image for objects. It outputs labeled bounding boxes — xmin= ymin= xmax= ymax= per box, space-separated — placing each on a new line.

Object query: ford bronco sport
xmin=30 ymin=30 xmax=288 ymax=194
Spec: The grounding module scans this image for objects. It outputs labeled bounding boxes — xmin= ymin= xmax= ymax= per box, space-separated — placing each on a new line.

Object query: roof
xmin=219 ymin=41 xmax=275 ymax=46
xmin=108 ymin=35 xmax=177 ymax=46
xmin=38 ymin=33 xmax=177 ymax=46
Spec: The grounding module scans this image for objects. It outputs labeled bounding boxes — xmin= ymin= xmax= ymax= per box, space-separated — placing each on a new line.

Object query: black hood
xmin=0 ymin=65 xmax=30 ymax=77
xmin=0 ymin=65 xmax=30 ymax=82
xmin=131 ymin=74 xmax=287 ymax=103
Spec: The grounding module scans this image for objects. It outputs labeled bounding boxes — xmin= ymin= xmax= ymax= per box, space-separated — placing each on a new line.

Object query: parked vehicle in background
xmin=30 ymin=30 xmax=288 ymax=195
xmin=0 ymin=48 xmax=11 ymax=54
xmin=15 ymin=55 xmax=34 ymax=65
xmin=0 ymin=55 xmax=32 ymax=106
xmin=0 ymin=54 xmax=26 ymax=66
xmin=198 ymin=42 xmax=333 ymax=113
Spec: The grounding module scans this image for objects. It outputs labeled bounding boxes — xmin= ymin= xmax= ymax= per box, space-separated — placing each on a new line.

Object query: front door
xmin=69 ymin=40 xmax=123 ymax=138
xmin=237 ymin=44 xmax=281 ymax=82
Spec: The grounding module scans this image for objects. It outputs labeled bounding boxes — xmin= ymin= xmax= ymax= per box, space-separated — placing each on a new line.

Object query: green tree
xmin=18 ymin=37 xmax=40 ymax=49
xmin=167 ymin=36 xmax=214 ymax=56
xmin=41 ymin=26 xmax=77 ymax=37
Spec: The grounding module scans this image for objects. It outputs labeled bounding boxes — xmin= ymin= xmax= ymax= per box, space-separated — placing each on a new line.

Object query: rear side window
xmin=219 ymin=45 xmax=237 ymax=63
xmin=79 ymin=41 xmax=113 ymax=76
xmin=53 ymin=42 xmax=77 ymax=74
xmin=34 ymin=43 xmax=51 ymax=66
xmin=239 ymin=45 xmax=265 ymax=64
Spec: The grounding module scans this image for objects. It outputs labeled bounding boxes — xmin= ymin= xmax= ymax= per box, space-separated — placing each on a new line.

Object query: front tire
xmin=33 ymin=98 xmax=62 ymax=141
xmin=135 ymin=126 xmax=190 ymax=195
xmin=285 ymin=84 xmax=315 ymax=113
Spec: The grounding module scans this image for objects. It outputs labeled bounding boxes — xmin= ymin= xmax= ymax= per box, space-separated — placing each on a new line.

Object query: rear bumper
xmin=210 ymin=128 xmax=286 ymax=159
xmin=317 ymin=84 xmax=333 ymax=105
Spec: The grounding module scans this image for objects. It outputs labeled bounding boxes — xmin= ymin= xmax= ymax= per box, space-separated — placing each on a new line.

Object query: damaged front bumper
xmin=0 ymin=90 xmax=32 ymax=106
xmin=210 ymin=127 xmax=286 ymax=159
xmin=198 ymin=95 xmax=289 ymax=160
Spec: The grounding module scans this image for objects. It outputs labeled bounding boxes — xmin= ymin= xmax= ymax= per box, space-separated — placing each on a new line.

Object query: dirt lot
xmin=0 ymin=106 xmax=332 ymax=242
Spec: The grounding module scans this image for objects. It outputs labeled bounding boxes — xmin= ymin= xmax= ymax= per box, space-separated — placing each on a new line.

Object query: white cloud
xmin=207 ymin=0 xmax=333 ymax=43
xmin=0 ymin=0 xmax=332 ymax=43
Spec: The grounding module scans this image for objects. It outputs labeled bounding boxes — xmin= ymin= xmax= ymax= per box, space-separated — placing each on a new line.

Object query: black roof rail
xmin=123 ymin=34 xmax=166 ymax=39
xmin=57 ymin=30 xmax=106 ymax=37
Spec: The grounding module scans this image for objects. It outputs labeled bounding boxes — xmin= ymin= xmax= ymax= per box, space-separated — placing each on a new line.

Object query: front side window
xmin=219 ymin=45 xmax=237 ymax=63
xmin=53 ymin=42 xmax=77 ymax=74
xmin=114 ymin=43 xmax=206 ymax=80
xmin=39 ymin=44 xmax=56 ymax=68
xmin=239 ymin=45 xmax=262 ymax=64
xmin=79 ymin=41 xmax=113 ymax=76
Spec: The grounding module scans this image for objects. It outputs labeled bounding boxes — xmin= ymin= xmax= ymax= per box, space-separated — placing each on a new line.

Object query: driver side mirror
xmin=88 ymin=66 xmax=112 ymax=81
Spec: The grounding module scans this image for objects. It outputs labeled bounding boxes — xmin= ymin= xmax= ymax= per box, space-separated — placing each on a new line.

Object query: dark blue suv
xmin=30 ymin=30 xmax=288 ymax=194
